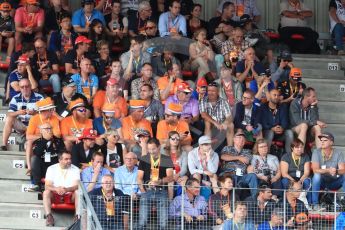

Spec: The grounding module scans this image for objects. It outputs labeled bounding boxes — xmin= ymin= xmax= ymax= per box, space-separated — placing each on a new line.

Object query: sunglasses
xmin=146 ymin=26 xmax=156 ymax=30
xmin=41 ymin=127 xmax=52 ymax=130
xmin=183 ymin=92 xmax=191 ymax=95
xmin=170 ymin=137 xmax=180 ymax=141
xmin=35 ymin=46 xmax=44 ymax=49
xmin=77 ymin=108 xmax=87 ymax=113
xmin=104 ymin=116 xmax=113 ymax=120
xmin=165 ymin=114 xmax=177 ymax=117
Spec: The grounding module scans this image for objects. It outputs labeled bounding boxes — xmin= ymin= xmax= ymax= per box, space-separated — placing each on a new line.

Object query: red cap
xmin=79 ymin=128 xmax=98 ymax=140
xmin=177 ymin=82 xmax=192 ymax=93
xmin=197 ymin=78 xmax=208 ymax=87
xmin=75 ymin=35 xmax=92 ymax=45
xmin=107 ymin=78 xmax=118 ymax=86
xmin=16 ymin=54 xmax=29 ymax=64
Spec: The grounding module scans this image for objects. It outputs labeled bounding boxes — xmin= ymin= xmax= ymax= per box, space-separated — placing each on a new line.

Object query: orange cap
xmin=289 ymin=67 xmax=302 ymax=80
xmin=102 ymin=103 xmax=116 ymax=113
xmin=68 ymin=98 xmax=85 ymax=111
xmin=0 ymin=2 xmax=12 ymax=11
xmin=26 ymin=0 xmax=39 ymax=5
xmin=177 ymin=82 xmax=192 ymax=93
xmin=36 ymin=97 xmax=56 ymax=111
xmin=129 ymin=100 xmax=146 ymax=109
xmin=197 ymin=78 xmax=208 ymax=87
xmin=167 ymin=103 xmax=183 ymax=114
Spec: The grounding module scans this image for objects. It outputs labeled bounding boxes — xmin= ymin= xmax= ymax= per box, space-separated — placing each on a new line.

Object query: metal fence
xmin=79 ymin=182 xmax=345 ymax=230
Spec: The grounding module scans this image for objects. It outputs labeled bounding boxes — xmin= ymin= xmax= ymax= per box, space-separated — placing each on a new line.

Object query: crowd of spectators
xmin=0 ymin=0 xmax=344 ymax=229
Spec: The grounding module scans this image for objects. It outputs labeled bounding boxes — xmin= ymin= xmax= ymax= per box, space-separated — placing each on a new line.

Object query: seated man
xmin=60 ymin=98 xmax=93 ymax=151
xmin=169 ymin=178 xmax=208 ymax=229
xmin=72 ymin=0 xmax=105 ymax=34
xmin=114 ymin=152 xmax=140 ymax=196
xmin=14 ymin=0 xmax=44 ymax=51
xmin=220 ymin=130 xmax=258 ymax=199
xmin=137 ymin=138 xmax=174 ymax=230
xmin=277 ymin=67 xmax=306 ymax=104
xmin=89 ymin=174 xmax=129 ymax=230
xmin=158 ymin=0 xmax=187 ymax=37
xmin=122 ymin=100 xmax=153 ymax=146
xmin=222 ymin=27 xmax=250 ymax=63
xmin=128 ymin=1 xmax=152 ymax=37
xmin=157 ymin=103 xmax=192 ymax=150
xmin=279 ymin=0 xmax=320 ymax=54
xmin=200 ymin=82 xmax=234 ymax=146
xmin=30 ymin=37 xmax=61 ymax=94
xmin=71 ymin=128 xmax=104 ymax=169
xmin=289 ymin=87 xmax=326 ymax=149
xmin=0 ymin=2 xmax=15 ymax=63
xmin=81 ymin=152 xmax=111 ymax=192
xmin=157 ymin=63 xmax=184 ymax=102
xmin=260 ymin=89 xmax=293 ymax=153
xmin=311 ymin=132 xmax=345 ymax=205
xmin=43 ymin=151 xmax=80 ymax=227
xmin=216 ymin=0 xmax=261 ymax=24
xmin=188 ymin=136 xmax=219 ymax=188
xmin=222 ymin=201 xmax=255 ymax=229
xmin=29 ymin=123 xmax=65 ymax=192
xmin=257 ymin=208 xmax=284 ymax=230
xmin=1 ymin=78 xmax=43 ymax=150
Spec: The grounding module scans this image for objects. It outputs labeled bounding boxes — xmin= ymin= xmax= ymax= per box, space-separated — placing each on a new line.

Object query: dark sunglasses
xmin=77 ymin=108 xmax=87 ymax=113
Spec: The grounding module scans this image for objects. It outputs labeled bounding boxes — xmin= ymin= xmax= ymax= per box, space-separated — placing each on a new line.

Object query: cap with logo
xmin=177 ymin=82 xmax=192 ymax=93
xmin=79 ymin=128 xmax=98 ymax=140
xmin=0 ymin=2 xmax=12 ymax=11
xmin=62 ymin=76 xmax=76 ymax=87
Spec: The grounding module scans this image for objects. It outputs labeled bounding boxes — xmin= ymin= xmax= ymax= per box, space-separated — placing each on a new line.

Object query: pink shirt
xmin=14 ymin=6 xmax=44 ymax=28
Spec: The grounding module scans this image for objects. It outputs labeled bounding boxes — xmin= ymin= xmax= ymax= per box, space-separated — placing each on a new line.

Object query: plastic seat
xmin=265 ymin=32 xmax=280 ymax=40
xmin=272 ymin=140 xmax=284 ymax=148
xmin=51 ymin=192 xmax=75 ymax=211
xmin=291 ymin=34 xmax=305 ymax=40
xmin=181 ymin=70 xmax=193 ymax=78
xmin=0 ymin=62 xmax=9 ymax=70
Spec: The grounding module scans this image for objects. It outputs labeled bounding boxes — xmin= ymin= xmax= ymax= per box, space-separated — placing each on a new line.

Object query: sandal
xmin=26 ymin=169 xmax=31 ymax=176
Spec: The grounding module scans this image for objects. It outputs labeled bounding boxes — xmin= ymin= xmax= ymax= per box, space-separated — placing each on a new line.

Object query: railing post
xmin=283 ymin=190 xmax=286 ymax=230
xmin=334 ymin=191 xmax=337 ymax=230
xmin=181 ymin=184 xmax=184 ymax=230
xmin=130 ymin=193 xmax=133 ymax=230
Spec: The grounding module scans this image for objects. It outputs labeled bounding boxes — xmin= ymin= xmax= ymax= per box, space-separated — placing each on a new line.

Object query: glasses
xmin=35 ymin=46 xmax=44 ymax=49
xmin=77 ymin=108 xmax=87 ymax=113
xmin=183 ymin=92 xmax=191 ymax=95
xmin=320 ymin=139 xmax=329 ymax=142
xmin=104 ymin=116 xmax=113 ymax=120
xmin=170 ymin=137 xmax=180 ymax=141
xmin=165 ymin=114 xmax=177 ymax=117
xmin=20 ymin=85 xmax=30 ymax=89
xmin=125 ymin=157 xmax=137 ymax=160
xmin=146 ymin=26 xmax=156 ymax=30
xmin=41 ymin=127 xmax=52 ymax=130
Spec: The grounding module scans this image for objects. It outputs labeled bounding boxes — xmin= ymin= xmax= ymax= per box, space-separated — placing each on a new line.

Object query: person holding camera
xmin=1 ymin=78 xmax=43 ymax=151
xmin=277 ymin=67 xmax=306 ymax=104
xmin=157 ymin=62 xmax=184 ymax=102
xmin=260 ymin=89 xmax=294 ymax=154
xmin=251 ymin=139 xmax=282 ymax=198
xmin=270 ymin=50 xmax=294 ymax=83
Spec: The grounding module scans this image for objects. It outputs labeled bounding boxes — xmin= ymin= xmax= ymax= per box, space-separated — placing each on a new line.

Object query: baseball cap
xmin=208 ymin=81 xmax=219 ymax=88
xmin=289 ymin=67 xmax=302 ymax=81
xmin=36 ymin=97 xmax=56 ymax=112
xmin=198 ymin=136 xmax=212 ymax=145
xmin=295 ymin=212 xmax=308 ymax=226
xmin=75 ymin=35 xmax=92 ymax=45
xmin=107 ymin=78 xmax=119 ymax=86
xmin=62 ymin=76 xmax=76 ymax=87
xmin=318 ymin=132 xmax=334 ymax=142
xmin=177 ymin=82 xmax=192 ymax=93
xmin=129 ymin=100 xmax=146 ymax=109
xmin=102 ymin=103 xmax=116 ymax=114
xmin=79 ymin=128 xmax=98 ymax=140
xmin=0 ymin=2 xmax=12 ymax=11
xmin=167 ymin=103 xmax=183 ymax=115
xmin=197 ymin=78 xmax=208 ymax=87
xmin=16 ymin=54 xmax=29 ymax=64
xmin=279 ymin=50 xmax=292 ymax=61
xmin=68 ymin=98 xmax=85 ymax=111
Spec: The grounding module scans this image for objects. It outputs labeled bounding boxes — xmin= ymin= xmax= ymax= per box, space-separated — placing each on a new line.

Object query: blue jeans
xmin=233 ymin=173 xmax=258 ymax=198
xmin=139 ymin=190 xmax=168 ymax=229
xmin=264 ymin=129 xmax=294 ymax=154
xmin=333 ymin=23 xmax=345 ymax=50
xmin=282 ymin=177 xmax=311 ymax=203
xmin=39 ymin=74 xmax=61 ymax=93
xmin=312 ymin=174 xmax=345 ymax=205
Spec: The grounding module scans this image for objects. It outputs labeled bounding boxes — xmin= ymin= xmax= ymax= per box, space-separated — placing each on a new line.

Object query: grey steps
xmin=318 ymin=101 xmax=345 ymax=124
xmin=0 ymin=155 xmax=28 ymax=180
xmin=0 ymin=179 xmax=31 ymax=192
xmin=0 ymin=216 xmax=62 ymax=230
xmin=0 ymin=191 xmax=41 ymax=204
xmin=302 ymin=68 xmax=344 ymax=80
xmin=292 ymin=55 xmax=343 ymax=69
xmin=303 ymin=78 xmax=345 ymax=102
xmin=0 ymin=203 xmax=44 ymax=218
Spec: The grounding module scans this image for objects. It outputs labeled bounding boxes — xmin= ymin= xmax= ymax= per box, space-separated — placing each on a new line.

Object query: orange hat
xmin=129 ymin=100 xmax=146 ymax=109
xmin=290 ymin=68 xmax=302 ymax=81
xmin=197 ymin=78 xmax=208 ymax=87
xmin=26 ymin=0 xmax=39 ymax=5
xmin=167 ymin=103 xmax=183 ymax=115
xmin=229 ymin=51 xmax=239 ymax=60
xmin=0 ymin=2 xmax=12 ymax=11
xmin=102 ymin=103 xmax=116 ymax=113
xmin=16 ymin=54 xmax=29 ymax=64
xmin=75 ymin=35 xmax=91 ymax=45
xmin=36 ymin=97 xmax=56 ymax=112
xmin=177 ymin=82 xmax=192 ymax=93
xmin=107 ymin=78 xmax=118 ymax=86
xmin=79 ymin=128 xmax=98 ymax=140
xmin=68 ymin=98 xmax=85 ymax=111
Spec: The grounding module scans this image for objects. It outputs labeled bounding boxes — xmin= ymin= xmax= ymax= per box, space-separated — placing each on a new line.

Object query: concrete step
xmin=0 ymin=191 xmax=41 ymax=204
xmin=0 ymin=203 xmax=44 ymax=218
xmin=0 ymin=216 xmax=62 ymax=230
xmin=0 ymin=150 xmax=25 ymax=156
xmin=303 ymin=78 xmax=345 ymax=102
xmin=302 ymin=68 xmax=344 ymax=80
xmin=319 ymin=101 xmax=345 ymax=124
xmin=292 ymin=54 xmax=343 ymax=70
xmin=0 ymin=179 xmax=31 ymax=192
xmin=0 ymin=155 xmax=28 ymax=180
xmin=323 ymin=124 xmax=345 ymax=147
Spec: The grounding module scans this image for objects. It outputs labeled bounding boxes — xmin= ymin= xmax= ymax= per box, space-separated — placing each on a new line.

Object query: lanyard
xmin=167 ymin=121 xmax=179 ymax=132
xmin=168 ymin=13 xmax=179 ymax=29
xmin=133 ymin=56 xmax=141 ymax=73
xmin=150 ymin=154 xmax=161 ymax=168
xmin=59 ymin=165 xmax=68 ymax=184
xmin=235 ymin=222 xmax=245 ymax=230
xmin=220 ymin=192 xmax=230 ymax=209
xmin=291 ymin=153 xmax=300 ymax=169
xmin=322 ymin=148 xmax=333 ymax=163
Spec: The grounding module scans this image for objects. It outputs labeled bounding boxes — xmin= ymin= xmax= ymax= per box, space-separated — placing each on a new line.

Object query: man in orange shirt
xmin=26 ymin=97 xmax=61 ymax=176
xmin=122 ymin=100 xmax=152 ymax=147
xmin=60 ymin=98 xmax=93 ymax=151
xmin=93 ymin=78 xmax=128 ymax=119
xmin=156 ymin=103 xmax=192 ymax=151
xmin=157 ymin=63 xmax=184 ymax=102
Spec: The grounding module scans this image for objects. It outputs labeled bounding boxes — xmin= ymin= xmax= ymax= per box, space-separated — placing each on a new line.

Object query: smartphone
xmin=21 ymin=105 xmax=27 ymax=110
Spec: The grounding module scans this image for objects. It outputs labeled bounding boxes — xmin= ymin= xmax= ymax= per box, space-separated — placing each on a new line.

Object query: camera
xmin=263 ymin=168 xmax=271 ymax=182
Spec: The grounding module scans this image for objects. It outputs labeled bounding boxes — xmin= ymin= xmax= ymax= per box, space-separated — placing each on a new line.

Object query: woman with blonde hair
xmin=103 ymin=129 xmax=127 ymax=173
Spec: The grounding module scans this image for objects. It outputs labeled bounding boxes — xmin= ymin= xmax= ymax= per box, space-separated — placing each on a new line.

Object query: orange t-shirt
xmin=122 ymin=115 xmax=153 ymax=140
xmin=156 ymin=120 xmax=192 ymax=142
xmin=157 ymin=76 xmax=183 ymax=103
xmin=60 ymin=116 xmax=93 ymax=138
xmin=93 ymin=90 xmax=128 ymax=119
xmin=26 ymin=114 xmax=61 ymax=137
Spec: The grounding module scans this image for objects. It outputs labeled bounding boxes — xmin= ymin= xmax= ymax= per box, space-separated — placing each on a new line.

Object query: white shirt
xmin=330 ymin=0 xmax=345 ymax=32
xmin=45 ymin=163 xmax=80 ymax=188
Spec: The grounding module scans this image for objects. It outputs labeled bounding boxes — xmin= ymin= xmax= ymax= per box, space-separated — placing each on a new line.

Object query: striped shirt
xmin=8 ymin=92 xmax=44 ymax=125
xmin=199 ymin=96 xmax=232 ymax=123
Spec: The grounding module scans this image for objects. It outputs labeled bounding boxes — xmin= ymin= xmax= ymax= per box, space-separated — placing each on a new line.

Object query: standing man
xmin=43 ymin=151 xmax=80 ymax=226
xmin=311 ymin=132 xmax=345 ymax=205
xmin=137 ymin=138 xmax=174 ymax=230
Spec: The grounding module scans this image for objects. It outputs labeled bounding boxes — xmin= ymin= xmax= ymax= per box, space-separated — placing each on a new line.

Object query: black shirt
xmin=244 ymin=197 xmax=277 ymax=225
xmin=63 ymin=49 xmax=92 ymax=70
xmin=138 ymin=154 xmax=174 ymax=183
xmin=32 ymin=136 xmax=65 ymax=163
xmin=0 ymin=15 xmax=14 ymax=32
xmin=207 ymin=16 xmax=239 ymax=39
xmin=44 ymin=7 xmax=69 ymax=33
xmin=52 ymin=92 xmax=88 ymax=117
xmin=30 ymin=50 xmax=59 ymax=81
xmin=71 ymin=142 xmax=105 ymax=168
xmin=128 ymin=13 xmax=150 ymax=35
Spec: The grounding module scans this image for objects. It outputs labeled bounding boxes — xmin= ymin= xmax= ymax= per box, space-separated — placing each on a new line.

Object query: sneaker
xmin=27 ymin=185 xmax=40 ymax=192
xmin=338 ymin=50 xmax=345 ymax=55
xmin=46 ymin=213 xmax=55 ymax=226
xmin=0 ymin=145 xmax=7 ymax=151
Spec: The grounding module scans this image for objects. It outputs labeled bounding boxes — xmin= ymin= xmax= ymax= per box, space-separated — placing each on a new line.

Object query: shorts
xmin=52 ymin=192 xmax=73 ymax=204
xmin=13 ymin=118 xmax=26 ymax=133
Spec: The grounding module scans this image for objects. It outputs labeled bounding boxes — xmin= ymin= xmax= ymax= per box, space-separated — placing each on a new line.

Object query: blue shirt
xmin=114 ymin=165 xmax=139 ymax=195
xmin=222 ymin=220 xmax=256 ymax=230
xmin=72 ymin=8 xmax=105 ymax=28
xmin=9 ymin=71 xmax=25 ymax=98
xmin=257 ymin=221 xmax=284 ymax=230
xmin=158 ymin=12 xmax=187 ymax=37
xmin=71 ymin=73 xmax=99 ymax=97
xmin=81 ymin=166 xmax=111 ymax=191
xmin=9 ymin=92 xmax=44 ymax=125
xmin=93 ymin=117 xmax=122 ymax=135
xmin=169 ymin=194 xmax=207 ymax=218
